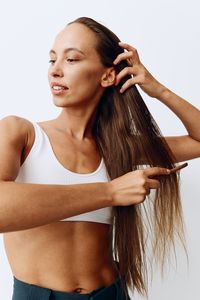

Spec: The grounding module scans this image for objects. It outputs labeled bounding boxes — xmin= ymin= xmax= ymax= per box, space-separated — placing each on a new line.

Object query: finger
xmin=113 ymin=51 xmax=139 ymax=66
xmin=146 ymin=178 xmax=161 ymax=189
xmin=115 ymin=66 xmax=137 ymax=85
xmin=118 ymin=43 xmax=140 ymax=62
xmin=119 ymin=77 xmax=138 ymax=93
xmin=120 ymin=75 xmax=142 ymax=93
xmin=118 ymin=42 xmax=139 ymax=55
xmin=119 ymin=73 xmax=146 ymax=92
xmin=144 ymin=167 xmax=170 ymax=178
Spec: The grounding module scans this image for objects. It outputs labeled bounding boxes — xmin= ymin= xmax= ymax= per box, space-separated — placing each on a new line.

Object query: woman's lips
xmin=51 ymin=86 xmax=68 ymax=95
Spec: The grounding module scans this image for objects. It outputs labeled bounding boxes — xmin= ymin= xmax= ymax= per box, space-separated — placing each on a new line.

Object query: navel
xmin=72 ymin=287 xmax=85 ymax=294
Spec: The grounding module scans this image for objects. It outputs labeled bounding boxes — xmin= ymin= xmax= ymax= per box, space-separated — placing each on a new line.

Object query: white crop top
xmin=15 ymin=121 xmax=113 ymax=224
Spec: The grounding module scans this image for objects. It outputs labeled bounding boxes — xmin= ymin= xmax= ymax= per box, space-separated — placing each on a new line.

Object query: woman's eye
xmin=49 ymin=59 xmax=55 ymax=64
xmin=66 ymin=58 xmax=78 ymax=62
xmin=48 ymin=58 xmax=78 ymax=64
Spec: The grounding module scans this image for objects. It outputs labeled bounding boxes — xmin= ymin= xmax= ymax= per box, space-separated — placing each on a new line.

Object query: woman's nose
xmin=50 ymin=62 xmax=64 ymax=77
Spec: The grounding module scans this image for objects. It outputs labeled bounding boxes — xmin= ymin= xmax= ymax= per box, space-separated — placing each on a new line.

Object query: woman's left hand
xmin=113 ymin=42 xmax=166 ymax=98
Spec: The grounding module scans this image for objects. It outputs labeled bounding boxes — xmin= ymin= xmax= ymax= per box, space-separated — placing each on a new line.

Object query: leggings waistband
xmin=12 ymin=275 xmax=130 ymax=300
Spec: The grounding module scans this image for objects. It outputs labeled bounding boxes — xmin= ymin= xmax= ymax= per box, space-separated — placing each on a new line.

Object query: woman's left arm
xmin=113 ymin=42 xmax=200 ymax=162
xmin=155 ymin=88 xmax=200 ymax=162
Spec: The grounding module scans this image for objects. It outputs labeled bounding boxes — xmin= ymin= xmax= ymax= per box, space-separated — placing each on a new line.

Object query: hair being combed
xmin=68 ymin=17 xmax=186 ymax=298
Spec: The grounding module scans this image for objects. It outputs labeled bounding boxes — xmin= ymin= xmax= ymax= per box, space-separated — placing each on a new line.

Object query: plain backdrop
xmin=0 ymin=0 xmax=199 ymax=299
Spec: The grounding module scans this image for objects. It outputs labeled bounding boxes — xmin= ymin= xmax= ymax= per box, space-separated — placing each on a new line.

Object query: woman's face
xmin=48 ymin=23 xmax=108 ymax=108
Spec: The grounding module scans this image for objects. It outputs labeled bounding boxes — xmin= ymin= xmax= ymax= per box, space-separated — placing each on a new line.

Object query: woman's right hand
xmin=108 ymin=167 xmax=171 ymax=206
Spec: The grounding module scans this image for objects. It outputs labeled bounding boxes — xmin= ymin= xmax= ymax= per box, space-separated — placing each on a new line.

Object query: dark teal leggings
xmin=12 ymin=275 xmax=131 ymax=300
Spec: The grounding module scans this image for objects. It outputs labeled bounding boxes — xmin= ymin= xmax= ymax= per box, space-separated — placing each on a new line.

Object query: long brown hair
xmin=68 ymin=17 xmax=186 ymax=298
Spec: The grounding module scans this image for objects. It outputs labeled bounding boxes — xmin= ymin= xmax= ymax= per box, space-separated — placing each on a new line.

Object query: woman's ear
xmin=101 ymin=67 xmax=116 ymax=88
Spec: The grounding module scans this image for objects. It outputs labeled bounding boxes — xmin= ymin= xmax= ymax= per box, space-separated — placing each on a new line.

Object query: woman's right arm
xmin=0 ymin=116 xmax=112 ymax=233
xmin=0 ymin=115 xmax=170 ymax=233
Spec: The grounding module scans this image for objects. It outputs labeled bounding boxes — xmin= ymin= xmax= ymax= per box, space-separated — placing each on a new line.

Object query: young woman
xmin=0 ymin=16 xmax=199 ymax=300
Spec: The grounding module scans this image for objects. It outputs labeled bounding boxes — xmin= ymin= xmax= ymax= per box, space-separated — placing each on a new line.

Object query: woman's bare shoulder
xmin=0 ymin=115 xmax=34 ymax=181
xmin=0 ymin=114 xmax=36 ymax=143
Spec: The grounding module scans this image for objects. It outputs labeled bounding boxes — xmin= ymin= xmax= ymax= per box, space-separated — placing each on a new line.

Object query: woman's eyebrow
xmin=49 ymin=48 xmax=85 ymax=55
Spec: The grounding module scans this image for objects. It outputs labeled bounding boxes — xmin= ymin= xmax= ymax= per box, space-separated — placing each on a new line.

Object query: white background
xmin=0 ymin=0 xmax=199 ymax=299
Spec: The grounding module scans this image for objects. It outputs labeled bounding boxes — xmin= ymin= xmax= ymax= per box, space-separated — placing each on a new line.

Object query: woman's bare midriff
xmin=3 ymin=119 xmax=119 ymax=294
xmin=3 ymin=221 xmax=119 ymax=294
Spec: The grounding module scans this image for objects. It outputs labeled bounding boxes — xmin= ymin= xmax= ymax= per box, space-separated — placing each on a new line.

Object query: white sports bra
xmin=15 ymin=121 xmax=113 ymax=225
